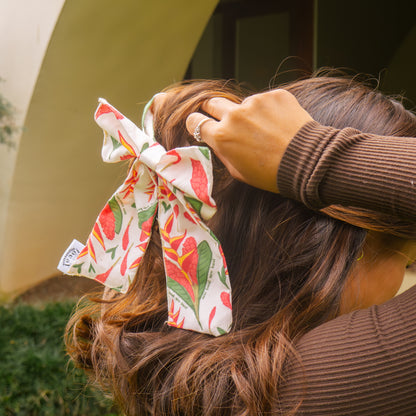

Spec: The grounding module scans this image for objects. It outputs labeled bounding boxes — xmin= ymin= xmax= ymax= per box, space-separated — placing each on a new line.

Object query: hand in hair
xmin=185 ymin=89 xmax=313 ymax=193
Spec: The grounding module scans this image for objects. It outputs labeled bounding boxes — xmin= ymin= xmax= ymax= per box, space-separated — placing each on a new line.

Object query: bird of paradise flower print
xmin=167 ymin=299 xmax=185 ymax=329
xmin=162 ymin=211 xmax=213 ymax=329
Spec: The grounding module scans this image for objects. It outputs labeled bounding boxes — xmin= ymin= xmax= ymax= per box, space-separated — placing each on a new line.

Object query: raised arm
xmin=279 ymin=121 xmax=416 ymax=221
xmin=186 ymin=89 xmax=313 ymax=193
xmin=186 ymin=90 xmax=416 ymax=221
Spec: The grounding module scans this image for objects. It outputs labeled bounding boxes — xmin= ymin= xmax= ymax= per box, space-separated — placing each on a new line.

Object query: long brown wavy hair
xmin=66 ymin=76 xmax=416 ymax=415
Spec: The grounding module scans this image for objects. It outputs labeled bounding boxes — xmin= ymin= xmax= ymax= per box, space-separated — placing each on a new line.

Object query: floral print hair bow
xmin=58 ymin=98 xmax=232 ymax=336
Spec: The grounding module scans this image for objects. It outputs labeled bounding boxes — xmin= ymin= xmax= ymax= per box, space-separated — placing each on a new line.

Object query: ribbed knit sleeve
xmin=277 ymin=122 xmax=416 ymax=414
xmin=279 ymin=284 xmax=416 ymax=415
xmin=278 ymin=121 xmax=416 ymax=221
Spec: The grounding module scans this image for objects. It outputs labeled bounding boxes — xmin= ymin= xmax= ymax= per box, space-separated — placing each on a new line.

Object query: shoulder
xmin=279 ymin=285 xmax=416 ymax=415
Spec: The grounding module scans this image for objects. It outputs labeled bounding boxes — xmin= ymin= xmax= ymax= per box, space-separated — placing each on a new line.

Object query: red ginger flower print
xmin=137 ymin=203 xmax=157 ymax=242
xmin=98 ymin=203 xmax=115 ymax=240
xmin=165 ymin=149 xmax=182 ymax=165
xmin=163 ymin=211 xmax=174 ymax=235
xmin=122 ymin=218 xmax=133 ymax=250
xmin=95 ymin=258 xmax=120 ymax=284
xmin=221 ymin=291 xmax=232 ymax=309
xmin=218 ymin=244 xmax=228 ymax=275
xmin=95 ymin=103 xmax=124 ymax=120
xmin=98 ymin=197 xmax=122 ymax=241
xmin=174 ymin=204 xmax=179 ymax=218
xmin=184 ymin=211 xmax=197 ymax=224
xmin=120 ymin=243 xmax=134 ymax=276
xmin=209 ymin=307 xmax=216 ymax=330
xmin=120 ymin=251 xmax=129 ymax=276
xmin=190 ymin=159 xmax=214 ymax=207
xmin=128 ymin=248 xmax=145 ymax=270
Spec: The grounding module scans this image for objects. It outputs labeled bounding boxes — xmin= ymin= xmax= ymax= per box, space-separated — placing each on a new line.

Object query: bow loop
xmin=96 ymin=98 xmax=154 ymax=163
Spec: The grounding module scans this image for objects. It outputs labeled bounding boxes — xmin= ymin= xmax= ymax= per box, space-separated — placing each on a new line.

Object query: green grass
xmin=0 ymin=302 xmax=120 ymax=416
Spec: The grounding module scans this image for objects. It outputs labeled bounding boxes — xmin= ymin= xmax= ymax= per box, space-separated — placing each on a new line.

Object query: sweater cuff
xmin=277 ymin=121 xmax=339 ymax=209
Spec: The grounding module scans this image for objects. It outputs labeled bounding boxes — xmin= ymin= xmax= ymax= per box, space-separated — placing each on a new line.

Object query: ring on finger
xmin=193 ymin=117 xmax=212 ymax=142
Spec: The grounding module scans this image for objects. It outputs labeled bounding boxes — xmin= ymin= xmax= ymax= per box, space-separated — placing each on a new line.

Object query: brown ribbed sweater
xmin=279 ymin=121 xmax=416 ymax=221
xmin=277 ymin=122 xmax=416 ymax=415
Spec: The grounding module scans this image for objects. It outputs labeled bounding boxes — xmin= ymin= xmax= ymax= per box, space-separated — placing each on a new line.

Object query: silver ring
xmin=193 ymin=117 xmax=212 ymax=142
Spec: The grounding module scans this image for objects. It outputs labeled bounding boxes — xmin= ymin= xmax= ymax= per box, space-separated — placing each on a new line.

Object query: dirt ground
xmin=14 ymin=275 xmax=102 ymax=304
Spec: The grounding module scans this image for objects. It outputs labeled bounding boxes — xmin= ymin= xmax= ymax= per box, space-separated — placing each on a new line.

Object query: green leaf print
xmin=218 ymin=267 xmax=229 ymax=289
xmin=199 ymin=147 xmax=210 ymax=160
xmin=167 ymin=277 xmax=196 ymax=314
xmin=161 ymin=201 xmax=171 ymax=212
xmin=105 ymin=246 xmax=118 ymax=260
xmin=196 ymin=241 xmax=212 ymax=302
xmin=184 ymin=196 xmax=203 ymax=216
xmin=140 ymin=142 xmax=149 ymax=153
xmin=138 ymin=203 xmax=158 ymax=227
xmin=108 ymin=196 xmax=123 ymax=234
xmin=217 ymin=327 xmax=227 ymax=335
xmin=209 ymin=230 xmax=220 ymax=243
xmin=88 ymin=264 xmax=96 ymax=274
xmin=72 ymin=263 xmax=84 ymax=274
xmin=110 ymin=135 xmax=122 ymax=150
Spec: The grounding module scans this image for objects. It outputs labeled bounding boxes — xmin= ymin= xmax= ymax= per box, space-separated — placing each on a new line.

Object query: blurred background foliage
xmin=0 ymin=301 xmax=120 ymax=416
xmin=0 ymin=87 xmax=17 ymax=149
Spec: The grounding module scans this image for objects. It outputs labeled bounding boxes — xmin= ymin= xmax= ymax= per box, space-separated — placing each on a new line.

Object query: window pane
xmin=236 ymin=12 xmax=290 ymax=90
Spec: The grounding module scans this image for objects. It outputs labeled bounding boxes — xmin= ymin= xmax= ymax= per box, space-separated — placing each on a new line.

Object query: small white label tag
xmin=57 ymin=239 xmax=85 ymax=274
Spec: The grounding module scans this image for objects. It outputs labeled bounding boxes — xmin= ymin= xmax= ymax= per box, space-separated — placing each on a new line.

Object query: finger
xmin=187 ymin=113 xmax=242 ymax=178
xmin=186 ymin=113 xmax=217 ymax=146
xmin=201 ymin=97 xmax=240 ymax=120
xmin=151 ymin=92 xmax=168 ymax=113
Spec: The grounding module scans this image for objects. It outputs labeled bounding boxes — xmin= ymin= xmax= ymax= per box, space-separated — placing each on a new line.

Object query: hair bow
xmin=58 ymin=98 xmax=232 ymax=336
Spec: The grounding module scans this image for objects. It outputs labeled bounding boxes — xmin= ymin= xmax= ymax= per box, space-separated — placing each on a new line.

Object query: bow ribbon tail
xmin=64 ymin=162 xmax=158 ymax=293
xmin=157 ymin=174 xmax=232 ymax=337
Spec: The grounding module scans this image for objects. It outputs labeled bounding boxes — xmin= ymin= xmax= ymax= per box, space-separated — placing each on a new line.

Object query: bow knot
xmin=59 ymin=98 xmax=232 ymax=336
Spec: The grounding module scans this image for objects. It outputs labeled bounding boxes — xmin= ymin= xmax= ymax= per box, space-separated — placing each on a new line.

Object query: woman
xmin=66 ymin=76 xmax=416 ymax=415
